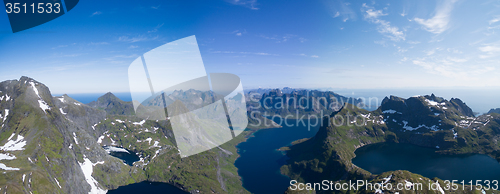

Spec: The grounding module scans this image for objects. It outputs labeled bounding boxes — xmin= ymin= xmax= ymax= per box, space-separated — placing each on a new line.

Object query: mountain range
xmin=281 ymin=94 xmax=500 ymax=193
xmin=0 ymin=77 xmax=351 ymax=193
xmin=1 ymin=76 xmax=499 ymax=194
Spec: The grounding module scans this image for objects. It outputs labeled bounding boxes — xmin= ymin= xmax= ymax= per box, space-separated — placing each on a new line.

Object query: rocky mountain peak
xmin=378 ymin=94 xmax=478 ymax=133
xmin=87 ymin=92 xmax=134 ymax=116
xmin=488 ymin=108 xmax=500 ymax=114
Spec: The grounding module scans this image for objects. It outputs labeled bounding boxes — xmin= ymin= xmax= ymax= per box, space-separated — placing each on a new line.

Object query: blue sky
xmin=1 ymin=0 xmax=500 ymax=95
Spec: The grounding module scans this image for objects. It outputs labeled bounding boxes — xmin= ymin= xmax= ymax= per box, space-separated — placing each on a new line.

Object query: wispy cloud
xmin=489 ymin=16 xmax=500 ymax=25
xmin=362 ymin=4 xmax=405 ymax=41
xmin=258 ymin=34 xmax=306 ymax=43
xmin=484 ymin=16 xmax=500 ymax=35
xmin=325 ymin=0 xmax=357 ymax=22
xmin=225 ymin=0 xmax=259 ymax=10
xmin=232 ymin=29 xmax=247 ymax=36
xmin=210 ymin=50 xmax=279 ymax=56
xmin=90 ymin=11 xmax=102 ymax=17
xmin=478 ymin=45 xmax=500 ymax=58
xmin=414 ymin=0 xmax=457 ymax=34
xmin=103 ymin=54 xmax=140 ymax=65
xmin=407 ymin=40 xmax=421 ymax=44
xmin=374 ymin=40 xmax=388 ymax=47
xmin=88 ymin=42 xmax=109 ymax=46
xmin=413 ymin=58 xmax=493 ymax=79
xmin=51 ymin=43 xmax=76 ymax=49
xmin=151 ymin=5 xmax=161 ymax=9
xmin=148 ymin=23 xmax=164 ymax=33
xmin=298 ymin=53 xmax=319 ymax=58
xmin=128 ymin=45 xmax=138 ymax=49
xmin=52 ymin=45 xmax=68 ymax=49
xmin=51 ymin=53 xmax=87 ymax=58
xmin=400 ymin=9 xmax=407 ymax=17
xmin=118 ymin=35 xmax=159 ymax=43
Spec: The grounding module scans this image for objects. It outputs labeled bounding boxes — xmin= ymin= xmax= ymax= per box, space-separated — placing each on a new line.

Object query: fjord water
xmin=352 ymin=142 xmax=500 ymax=181
xmin=235 ymin=119 xmax=321 ymax=194
xmin=107 ymin=181 xmax=186 ymax=194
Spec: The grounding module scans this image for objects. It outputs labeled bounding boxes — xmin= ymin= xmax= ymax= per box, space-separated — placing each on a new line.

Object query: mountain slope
xmin=0 ymin=76 xmax=132 ymax=193
xmin=281 ymin=94 xmax=500 ymax=193
xmin=0 ymin=77 xmax=251 ymax=194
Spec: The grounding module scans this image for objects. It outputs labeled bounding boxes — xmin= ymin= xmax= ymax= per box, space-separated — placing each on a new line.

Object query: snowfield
xmin=0 ymin=134 xmax=27 ymax=151
xmin=133 ymin=120 xmax=146 ymax=126
xmin=79 ymin=157 xmax=107 ymax=194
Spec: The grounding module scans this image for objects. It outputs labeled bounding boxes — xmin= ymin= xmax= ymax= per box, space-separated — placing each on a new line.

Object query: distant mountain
xmin=87 ymin=92 xmax=135 ymax=115
xmin=281 ymin=94 xmax=500 ymax=193
xmin=246 ymin=88 xmax=363 ymax=119
xmin=488 ymin=108 xmax=500 ymax=114
xmin=244 ymin=87 xmax=304 ymax=95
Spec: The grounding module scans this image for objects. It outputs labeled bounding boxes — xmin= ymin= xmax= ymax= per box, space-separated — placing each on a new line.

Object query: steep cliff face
xmin=282 ymin=94 xmax=500 ymax=193
xmin=0 ymin=76 xmax=129 ymax=194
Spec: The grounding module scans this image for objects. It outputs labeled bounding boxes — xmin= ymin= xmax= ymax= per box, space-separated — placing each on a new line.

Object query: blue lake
xmin=104 ymin=146 xmax=140 ymax=166
xmin=352 ymin=142 xmax=500 ymax=181
xmin=235 ymin=119 xmax=321 ymax=194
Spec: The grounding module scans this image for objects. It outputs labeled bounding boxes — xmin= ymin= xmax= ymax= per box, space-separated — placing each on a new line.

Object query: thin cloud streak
xmin=414 ymin=0 xmax=458 ymax=34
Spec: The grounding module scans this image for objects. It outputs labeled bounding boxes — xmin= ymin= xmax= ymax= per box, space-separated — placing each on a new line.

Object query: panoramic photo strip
xmin=1 ymin=0 xmax=500 ymax=193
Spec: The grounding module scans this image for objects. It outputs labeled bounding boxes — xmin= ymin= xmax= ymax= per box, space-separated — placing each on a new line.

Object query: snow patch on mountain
xmin=73 ymin=132 xmax=79 ymax=144
xmin=0 ymin=163 xmax=19 ymax=170
xmin=0 ymin=134 xmax=26 ymax=151
xmin=2 ymin=109 xmax=8 ymax=123
xmin=30 ymin=82 xmax=51 ymax=112
xmin=58 ymin=96 xmax=65 ymax=103
xmin=133 ymin=120 xmax=146 ymax=126
xmin=382 ymin=109 xmax=402 ymax=114
xmin=103 ymin=146 xmax=129 ymax=154
xmin=0 ymin=153 xmax=15 ymax=161
xmin=402 ymin=120 xmax=440 ymax=131
xmin=78 ymin=157 xmax=107 ymax=194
